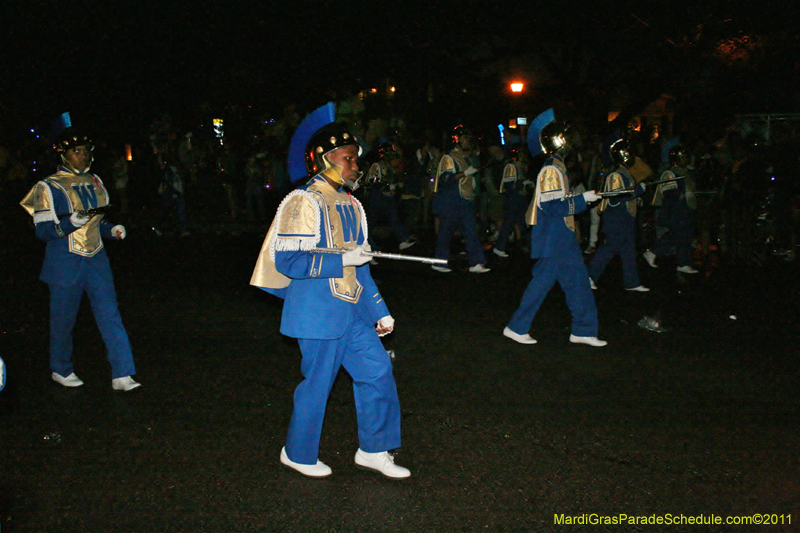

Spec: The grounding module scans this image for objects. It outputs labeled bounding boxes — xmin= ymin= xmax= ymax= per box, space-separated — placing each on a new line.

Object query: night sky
xmin=2 ymin=1 xmax=799 ymax=139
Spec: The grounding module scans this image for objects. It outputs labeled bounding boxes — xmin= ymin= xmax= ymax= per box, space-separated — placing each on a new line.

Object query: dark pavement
xmin=1 ymin=214 xmax=798 ymax=532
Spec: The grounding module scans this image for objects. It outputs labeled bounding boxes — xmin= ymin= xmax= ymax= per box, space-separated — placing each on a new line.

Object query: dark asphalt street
xmin=1 ymin=214 xmax=798 ymax=532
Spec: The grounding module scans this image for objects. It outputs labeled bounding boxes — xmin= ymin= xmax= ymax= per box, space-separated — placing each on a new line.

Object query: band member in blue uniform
xmin=502 ymin=109 xmax=607 ymax=347
xmin=366 ymin=142 xmax=416 ymax=251
xmin=19 ymin=117 xmax=140 ymax=391
xmin=493 ymin=144 xmax=533 ymax=258
xmin=587 ymin=138 xmax=649 ymax=291
xmin=431 ymin=125 xmax=490 ymax=273
xmin=643 ymin=143 xmax=699 ymax=274
xmin=251 ymin=104 xmax=409 ymax=479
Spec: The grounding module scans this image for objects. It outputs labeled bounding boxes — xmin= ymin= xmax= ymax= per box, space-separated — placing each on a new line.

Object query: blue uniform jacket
xmin=529 ymin=195 xmax=588 ymax=259
xmin=258 ymin=179 xmax=390 ymax=340
xmin=271 ymin=252 xmax=388 ymax=340
xmin=602 ymin=182 xmax=645 ymax=233
xmin=28 ymin=172 xmax=118 ymax=286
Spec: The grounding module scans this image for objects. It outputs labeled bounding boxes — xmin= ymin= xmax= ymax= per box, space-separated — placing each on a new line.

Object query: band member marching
xmin=587 ymin=136 xmax=650 ymax=291
xmin=503 ymin=109 xmax=607 ymax=347
xmin=493 ymin=144 xmax=533 ymax=258
xmin=643 ymin=140 xmax=699 ymax=274
xmin=250 ymin=103 xmax=410 ymax=479
xmin=20 ymin=113 xmax=141 ymax=391
xmin=431 ymin=125 xmax=490 ymax=273
xmin=366 ymin=142 xmax=416 ymax=251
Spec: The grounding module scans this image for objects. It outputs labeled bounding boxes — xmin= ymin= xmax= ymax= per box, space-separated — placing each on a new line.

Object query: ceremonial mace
xmin=312 ymin=247 xmax=448 ymax=266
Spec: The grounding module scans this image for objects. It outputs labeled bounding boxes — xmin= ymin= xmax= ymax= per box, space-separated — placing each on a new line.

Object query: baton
xmin=648 ymin=176 xmax=686 ymax=186
xmin=598 ymin=188 xmax=635 ymax=197
xmin=312 ymin=247 xmax=448 ymax=265
xmin=77 ymin=205 xmax=112 ymax=217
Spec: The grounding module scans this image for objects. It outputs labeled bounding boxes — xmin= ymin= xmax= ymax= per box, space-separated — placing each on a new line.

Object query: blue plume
xmin=661 ymin=136 xmax=681 ymax=164
xmin=527 ymin=108 xmax=555 ymax=156
xmin=50 ymin=112 xmax=72 ymax=145
xmin=287 ymin=102 xmax=336 ymax=183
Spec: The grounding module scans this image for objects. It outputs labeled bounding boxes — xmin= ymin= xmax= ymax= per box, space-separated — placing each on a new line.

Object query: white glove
xmin=582 ymin=190 xmax=601 ymax=203
xmin=342 ymin=245 xmax=371 ymax=267
xmin=376 ymin=315 xmax=395 ymax=337
xmin=112 ymin=225 xmax=126 ymax=240
xmin=463 ymin=166 xmax=478 ymax=177
xmin=69 ymin=212 xmax=90 ymax=228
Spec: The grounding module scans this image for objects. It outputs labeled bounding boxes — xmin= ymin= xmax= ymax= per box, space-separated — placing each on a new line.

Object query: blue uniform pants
xmin=495 ymin=193 xmax=528 ymax=252
xmin=653 ymin=215 xmax=695 ymax=267
xmin=48 ymin=262 xmax=135 ymax=379
xmin=588 ymin=224 xmax=641 ymax=288
xmin=507 ymin=256 xmax=599 ymax=337
xmin=285 ymin=310 xmax=401 ymax=465
xmin=435 ymin=198 xmax=487 ymax=266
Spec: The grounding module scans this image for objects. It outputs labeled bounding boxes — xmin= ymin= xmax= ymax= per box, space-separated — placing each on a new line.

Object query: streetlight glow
xmin=510 ymin=82 xmax=524 ymax=93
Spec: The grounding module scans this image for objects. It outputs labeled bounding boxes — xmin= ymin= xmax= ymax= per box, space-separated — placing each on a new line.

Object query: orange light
xmin=125 ymin=144 xmax=132 ymax=161
xmin=370 ymin=88 xmax=378 ymax=94
xmin=510 ymin=82 xmax=524 ymax=93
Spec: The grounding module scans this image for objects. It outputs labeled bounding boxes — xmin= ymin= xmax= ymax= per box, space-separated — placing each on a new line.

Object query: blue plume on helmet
xmin=661 ymin=136 xmax=681 ymax=165
xmin=527 ymin=108 xmax=555 ymax=156
xmin=287 ymin=102 xmax=336 ymax=183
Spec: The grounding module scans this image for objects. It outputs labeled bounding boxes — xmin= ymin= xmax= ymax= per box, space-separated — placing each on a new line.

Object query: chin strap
xmin=60 ymin=154 xmax=92 ymax=174
xmin=319 ymin=154 xmax=363 ymax=191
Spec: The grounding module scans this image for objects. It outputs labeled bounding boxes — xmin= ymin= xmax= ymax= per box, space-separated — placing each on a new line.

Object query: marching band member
xmin=503 ymin=109 xmax=607 ymax=347
xmin=251 ymin=104 xmax=409 ymax=479
xmin=587 ymin=137 xmax=650 ymax=291
xmin=431 ymin=125 xmax=490 ymax=273
xmin=643 ymin=142 xmax=699 ymax=274
xmin=366 ymin=142 xmax=416 ymax=250
xmin=493 ymin=144 xmax=533 ymax=258
xmin=20 ymin=114 xmax=140 ymax=391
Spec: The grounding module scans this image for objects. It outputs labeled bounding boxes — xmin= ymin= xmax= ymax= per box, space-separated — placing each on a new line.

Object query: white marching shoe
xmin=399 ymin=239 xmax=416 ymax=251
xmin=569 ymin=335 xmax=608 ymax=347
xmin=625 ymin=285 xmax=650 ymax=292
xmin=280 ymin=447 xmax=332 ymax=478
xmin=503 ymin=326 xmax=537 ymax=345
xmin=589 ymin=278 xmax=598 ymax=290
xmin=468 ymin=263 xmax=491 ymax=273
xmin=354 ymin=449 xmax=411 ymax=479
xmin=643 ymin=249 xmax=658 ymax=268
xmin=431 ymin=265 xmax=452 ymax=273
xmin=493 ymin=248 xmax=509 ymax=258
xmin=52 ymin=372 xmax=84 ymax=388
xmin=112 ymin=376 xmax=141 ymax=391
xmin=676 ymin=265 xmax=699 ymax=274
